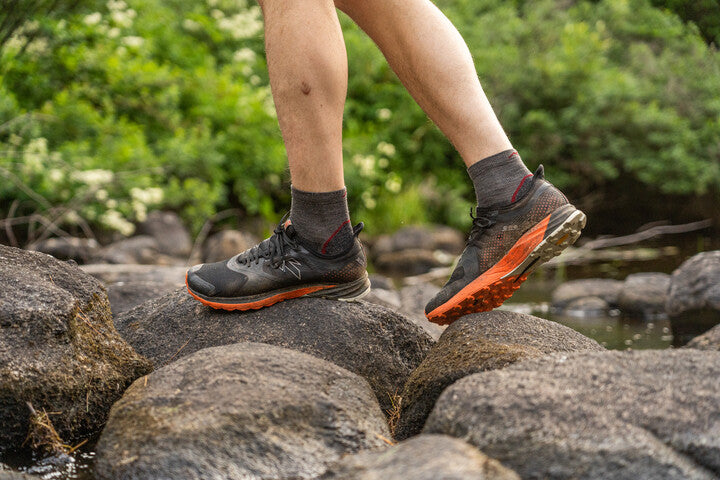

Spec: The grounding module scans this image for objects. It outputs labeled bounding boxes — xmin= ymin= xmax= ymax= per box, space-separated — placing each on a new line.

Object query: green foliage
xmin=1 ymin=0 xmax=719 ymax=240
xmin=649 ymin=0 xmax=720 ymax=44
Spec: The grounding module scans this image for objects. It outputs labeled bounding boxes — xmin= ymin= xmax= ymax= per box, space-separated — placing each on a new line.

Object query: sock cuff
xmin=290 ymin=186 xmax=348 ymax=204
xmin=467 ymin=149 xmax=518 ymax=180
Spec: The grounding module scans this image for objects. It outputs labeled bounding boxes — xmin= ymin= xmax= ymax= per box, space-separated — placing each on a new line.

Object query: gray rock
xmin=201 ymin=230 xmax=259 ymax=263
xmin=372 ymin=225 xmax=465 ymax=257
xmin=666 ymin=251 xmax=720 ymax=317
xmin=551 ymin=278 xmax=623 ymax=310
xmin=374 ymin=249 xmax=449 ymax=276
xmin=398 ymin=283 xmax=445 ymax=341
xmin=80 ymin=264 xmax=187 ymax=286
xmin=137 ymin=211 xmax=192 ymax=257
xmin=320 ymin=434 xmax=520 ymax=480
xmin=106 ymin=281 xmax=179 ymax=317
xmin=363 ymin=288 xmax=402 ymax=310
xmin=0 ymin=472 xmax=37 ymax=480
xmin=115 ymin=290 xmax=433 ymax=415
xmin=369 ymin=274 xmax=395 ymax=291
xmin=617 ymin=272 xmax=670 ymax=317
xmin=396 ymin=311 xmax=603 ymax=440
xmin=685 ymin=323 xmax=720 ymax=351
xmin=27 ymin=237 xmax=100 ymax=264
xmin=91 ymin=236 xmax=169 ymax=265
xmin=95 ymin=342 xmax=389 ymax=480
xmin=0 ymin=246 xmax=152 ymax=453
xmin=564 ymin=296 xmax=610 ymax=316
xmin=425 ymin=350 xmax=720 ymax=480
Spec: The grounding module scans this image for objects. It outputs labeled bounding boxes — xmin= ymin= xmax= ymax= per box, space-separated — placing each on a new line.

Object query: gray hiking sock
xmin=468 ymin=149 xmax=533 ymax=208
xmin=290 ymin=186 xmax=354 ymax=255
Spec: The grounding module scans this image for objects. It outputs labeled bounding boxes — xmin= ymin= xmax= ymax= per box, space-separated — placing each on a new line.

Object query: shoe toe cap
xmin=187 ymin=265 xmax=218 ymax=297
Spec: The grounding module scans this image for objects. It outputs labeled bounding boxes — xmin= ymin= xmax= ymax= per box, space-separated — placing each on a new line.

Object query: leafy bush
xmin=1 ymin=0 xmax=718 ymax=242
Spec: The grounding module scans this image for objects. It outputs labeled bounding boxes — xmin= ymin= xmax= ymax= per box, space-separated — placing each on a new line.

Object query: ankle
xmin=289 ymin=186 xmax=354 ymax=255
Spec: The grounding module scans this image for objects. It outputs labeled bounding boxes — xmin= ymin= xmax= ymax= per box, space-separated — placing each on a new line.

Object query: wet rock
xmin=115 ymin=290 xmax=433 ymax=415
xmin=564 ymin=296 xmax=610 ymax=316
xmin=0 ymin=246 xmax=152 ymax=454
xmin=81 ymin=264 xmax=186 ymax=285
xmin=685 ymin=323 xmax=720 ymax=351
xmin=551 ymin=278 xmax=623 ymax=311
xmin=372 ymin=225 xmax=465 ymax=257
xmin=398 ymin=283 xmax=445 ymax=341
xmin=320 ymin=434 xmax=520 ymax=480
xmin=396 ymin=311 xmax=602 ymax=440
xmin=374 ymin=249 xmax=450 ymax=276
xmin=201 ymin=230 xmax=259 ymax=263
xmin=95 ymin=342 xmax=389 ymax=480
xmin=617 ymin=272 xmax=670 ymax=317
xmin=425 ymin=350 xmax=720 ymax=480
xmin=137 ymin=211 xmax=192 ymax=258
xmin=27 ymin=237 xmax=100 ymax=264
xmin=666 ymin=251 xmax=720 ymax=318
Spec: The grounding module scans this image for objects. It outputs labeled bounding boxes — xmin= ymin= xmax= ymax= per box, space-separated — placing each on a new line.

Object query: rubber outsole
xmin=186 ymin=273 xmax=371 ymax=311
xmin=426 ymin=208 xmax=586 ymax=326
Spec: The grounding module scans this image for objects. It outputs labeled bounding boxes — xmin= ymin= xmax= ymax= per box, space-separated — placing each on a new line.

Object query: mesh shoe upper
xmin=425 ymin=166 xmax=568 ymax=314
xmin=187 ymin=219 xmax=367 ymax=300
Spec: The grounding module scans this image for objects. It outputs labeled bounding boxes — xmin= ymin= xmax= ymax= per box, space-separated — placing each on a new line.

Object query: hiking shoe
xmin=425 ymin=166 xmax=586 ymax=325
xmin=186 ymin=216 xmax=370 ymax=310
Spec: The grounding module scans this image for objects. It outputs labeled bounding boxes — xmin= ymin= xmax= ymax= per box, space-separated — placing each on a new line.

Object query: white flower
xmin=385 ymin=177 xmax=402 ymax=193
xmin=377 ymin=108 xmax=392 ymax=121
xmin=23 ymin=138 xmax=49 ymax=171
xmin=249 ymin=75 xmax=261 ymax=85
xmin=130 ymin=187 xmax=164 ymax=205
xmin=48 ymin=169 xmax=64 ymax=183
xmin=361 ymin=191 xmax=376 ymax=209
xmin=71 ymin=169 xmax=114 ymax=186
xmin=211 ymin=9 xmax=225 ymax=19
xmin=83 ymin=12 xmax=102 ymax=26
xmin=100 ymin=209 xmax=135 ymax=236
xmin=95 ymin=189 xmax=109 ymax=201
xmin=217 ymin=8 xmax=263 ymax=39
xmin=111 ymin=10 xmax=133 ymax=28
xmin=377 ymin=141 xmax=396 ymax=157
xmin=122 ymin=36 xmax=144 ymax=48
xmin=183 ymin=19 xmax=201 ymax=32
xmin=132 ymin=200 xmax=148 ymax=222
xmin=352 ymin=154 xmax=376 ymax=177
xmin=233 ymin=47 xmax=256 ymax=63
xmin=107 ymin=0 xmax=127 ymax=11
xmin=108 ymin=27 xmax=121 ymax=38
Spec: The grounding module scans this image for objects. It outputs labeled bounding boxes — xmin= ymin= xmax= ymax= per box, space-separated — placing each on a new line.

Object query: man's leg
xmin=185 ymin=0 xmax=369 ymax=310
xmin=337 ymin=0 xmax=586 ymax=324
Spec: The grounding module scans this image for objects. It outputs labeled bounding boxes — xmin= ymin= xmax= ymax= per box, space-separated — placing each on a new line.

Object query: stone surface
xmin=617 ymin=272 xmax=670 ymax=317
xmin=91 ymin=236 xmax=166 ymax=265
xmin=685 ymin=323 xmax=720 ymax=351
xmin=27 ymin=237 xmax=100 ymax=264
xmin=320 ymin=434 xmax=520 ymax=480
xmin=374 ymin=249 xmax=450 ymax=276
xmin=426 ymin=350 xmax=720 ymax=480
xmin=551 ymin=278 xmax=623 ymax=311
xmin=106 ymin=281 xmax=179 ymax=317
xmin=137 ymin=211 xmax=192 ymax=257
xmin=396 ymin=311 xmax=603 ymax=439
xmin=201 ymin=230 xmax=259 ymax=263
xmin=95 ymin=342 xmax=389 ymax=480
xmin=371 ymin=225 xmax=465 ymax=257
xmin=0 ymin=472 xmax=37 ymax=480
xmin=116 ymin=290 xmax=433 ymax=415
xmin=666 ymin=251 xmax=720 ymax=317
xmin=0 ymin=246 xmax=152 ymax=453
xmin=81 ymin=264 xmax=187 ymax=285
xmin=564 ymin=296 xmax=610 ymax=315
xmin=398 ymin=283 xmax=445 ymax=341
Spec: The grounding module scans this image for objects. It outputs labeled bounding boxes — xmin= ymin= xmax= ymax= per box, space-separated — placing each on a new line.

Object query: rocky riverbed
xmin=2 ymin=216 xmax=720 ymax=479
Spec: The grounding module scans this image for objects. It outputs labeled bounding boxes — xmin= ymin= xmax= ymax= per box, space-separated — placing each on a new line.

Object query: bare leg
xmin=335 ymin=0 xmax=512 ymax=167
xmin=259 ymin=0 xmax=347 ymax=192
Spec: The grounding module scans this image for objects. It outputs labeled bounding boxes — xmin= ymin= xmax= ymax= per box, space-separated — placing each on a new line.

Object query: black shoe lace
xmin=467 ymin=207 xmax=497 ymax=242
xmin=236 ymin=216 xmax=298 ymax=268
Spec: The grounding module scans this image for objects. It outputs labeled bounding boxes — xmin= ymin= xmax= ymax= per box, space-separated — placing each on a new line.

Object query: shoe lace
xmin=467 ymin=207 xmax=497 ymax=243
xmin=236 ymin=215 xmax=298 ymax=268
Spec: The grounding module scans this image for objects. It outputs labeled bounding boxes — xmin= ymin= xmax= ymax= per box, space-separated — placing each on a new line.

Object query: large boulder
xmin=90 ymin=236 xmax=167 ymax=265
xmin=425 ymin=350 xmax=720 ymax=480
xmin=115 ymin=290 xmax=433 ymax=415
xmin=320 ymin=434 xmax=520 ymax=480
xmin=0 ymin=246 xmax=152 ymax=453
xmin=398 ymin=283 xmax=446 ymax=340
xmin=551 ymin=279 xmax=623 ymax=312
xmin=666 ymin=251 xmax=720 ymax=317
xmin=370 ymin=226 xmax=464 ymax=276
xmin=95 ymin=342 xmax=390 ymax=480
xmin=617 ymin=272 xmax=670 ymax=317
xmin=396 ymin=311 xmax=603 ymax=439
xmin=137 ymin=211 xmax=192 ymax=258
xmin=201 ymin=230 xmax=259 ymax=263
xmin=685 ymin=323 xmax=720 ymax=351
xmin=27 ymin=237 xmax=100 ymax=264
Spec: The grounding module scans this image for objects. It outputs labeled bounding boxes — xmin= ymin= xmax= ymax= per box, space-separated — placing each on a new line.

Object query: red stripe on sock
xmin=321 ymin=219 xmax=351 ymax=254
xmin=511 ymin=174 xmax=534 ymax=202
xmin=508 ymin=150 xmax=519 ymax=159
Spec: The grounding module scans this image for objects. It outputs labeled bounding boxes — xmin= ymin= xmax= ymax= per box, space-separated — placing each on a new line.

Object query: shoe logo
xmin=279 ymin=259 xmax=302 ymax=279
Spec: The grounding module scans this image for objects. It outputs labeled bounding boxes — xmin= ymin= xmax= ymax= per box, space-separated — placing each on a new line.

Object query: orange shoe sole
xmin=426 ymin=209 xmax=586 ymax=326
